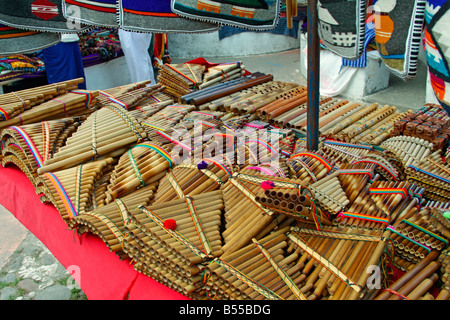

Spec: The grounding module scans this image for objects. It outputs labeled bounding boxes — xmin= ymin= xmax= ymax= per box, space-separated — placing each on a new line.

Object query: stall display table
xmin=0 ymin=165 xmax=188 ymax=300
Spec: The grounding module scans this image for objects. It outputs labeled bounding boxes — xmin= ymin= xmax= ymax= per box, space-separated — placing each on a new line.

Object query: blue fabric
xmin=342 ymin=22 xmax=375 ymax=68
xmin=42 ymin=42 xmax=87 ymax=89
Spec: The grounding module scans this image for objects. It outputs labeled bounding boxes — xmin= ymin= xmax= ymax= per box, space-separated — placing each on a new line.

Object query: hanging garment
xmin=118 ymin=29 xmax=155 ymax=84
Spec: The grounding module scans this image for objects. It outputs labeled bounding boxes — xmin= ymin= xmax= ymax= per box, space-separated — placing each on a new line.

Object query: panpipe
xmin=438 ymin=248 xmax=450 ymax=291
xmin=321 ymin=140 xmax=373 ymax=166
xmin=37 ymin=105 xmax=147 ymax=174
xmin=153 ymin=159 xmax=231 ymax=204
xmin=0 ymin=90 xmax=98 ymax=131
xmin=105 ymin=142 xmax=174 ymax=203
xmin=375 ymin=250 xmax=442 ymax=300
xmin=0 ymin=78 xmax=85 ymax=123
xmin=287 ymin=225 xmax=388 ymax=300
xmin=67 ymin=183 xmax=157 ymax=260
xmin=220 ymin=167 xmax=299 ymax=254
xmin=140 ymin=104 xmax=196 ymax=136
xmin=388 ymin=208 xmax=448 ymax=265
xmin=199 ymin=62 xmax=245 ymax=90
xmin=204 ymin=228 xmax=310 ymax=300
xmin=0 ymin=117 xmax=85 ymax=190
xmin=158 ymin=63 xmax=205 ymax=101
xmin=40 ymin=157 xmax=115 ymax=222
xmin=122 ymin=190 xmax=224 ymax=299
xmin=392 ymin=103 xmax=450 ymax=150
xmin=381 ymin=135 xmax=433 ymax=168
xmin=97 ymin=83 xmax=165 ymax=111
xmin=186 ymin=73 xmax=274 ymax=106
xmin=405 ymin=151 xmax=450 ymax=202
xmin=286 ymin=150 xmax=335 ymax=186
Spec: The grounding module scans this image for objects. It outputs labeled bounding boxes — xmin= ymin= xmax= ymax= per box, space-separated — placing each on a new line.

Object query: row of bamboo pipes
xmin=0 ymin=78 xmax=85 ymax=123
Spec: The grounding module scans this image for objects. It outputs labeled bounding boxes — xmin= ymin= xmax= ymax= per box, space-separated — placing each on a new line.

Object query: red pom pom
xmin=163 ymin=219 xmax=177 ymax=230
xmin=261 ymin=181 xmax=275 ymax=190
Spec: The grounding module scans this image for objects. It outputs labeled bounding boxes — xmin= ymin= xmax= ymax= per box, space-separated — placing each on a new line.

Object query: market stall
xmin=0 ymin=0 xmax=449 ymax=302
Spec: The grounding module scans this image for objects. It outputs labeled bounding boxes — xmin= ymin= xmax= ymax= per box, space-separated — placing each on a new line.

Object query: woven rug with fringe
xmin=0 ymin=23 xmax=60 ymax=55
xmin=62 ymin=0 xmax=117 ymax=28
xmin=171 ymin=0 xmax=282 ymax=30
xmin=0 ymin=0 xmax=90 ymax=33
xmin=118 ymin=0 xmax=220 ymax=33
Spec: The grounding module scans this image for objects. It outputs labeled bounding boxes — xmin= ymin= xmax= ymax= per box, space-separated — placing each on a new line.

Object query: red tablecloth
xmin=0 ymin=165 xmax=188 ymax=300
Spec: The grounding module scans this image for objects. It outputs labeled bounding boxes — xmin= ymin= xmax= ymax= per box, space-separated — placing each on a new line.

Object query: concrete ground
xmin=0 ymin=48 xmax=428 ymax=300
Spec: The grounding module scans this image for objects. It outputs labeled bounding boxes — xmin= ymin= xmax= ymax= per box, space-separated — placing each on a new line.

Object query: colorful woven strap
xmin=289 ymin=152 xmax=334 ymax=171
xmin=0 ymin=106 xmax=9 ymax=121
xmin=71 ymin=90 xmax=94 ymax=107
xmin=133 ymin=143 xmax=174 ymax=168
xmin=44 ymin=172 xmax=77 ymax=219
xmin=401 ymin=219 xmax=448 ymax=247
xmin=386 ymin=226 xmax=431 ymax=253
xmin=369 ymin=188 xmax=409 ymax=199
xmin=11 ymin=126 xmax=44 ymax=168
xmin=337 ymin=212 xmax=389 ymax=225
xmin=99 ymin=90 xmax=129 ymax=110
xmin=337 ymin=168 xmax=375 ymax=179
xmin=407 ymin=165 xmax=450 ymax=184
xmin=185 ymin=196 xmax=212 ymax=256
xmin=128 ymin=149 xmax=145 ymax=187
xmin=202 ymin=158 xmax=232 ymax=177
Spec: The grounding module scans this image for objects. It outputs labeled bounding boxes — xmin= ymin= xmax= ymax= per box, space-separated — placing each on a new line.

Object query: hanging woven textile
xmin=171 ymin=0 xmax=282 ymax=30
xmin=118 ymin=0 xmax=220 ymax=33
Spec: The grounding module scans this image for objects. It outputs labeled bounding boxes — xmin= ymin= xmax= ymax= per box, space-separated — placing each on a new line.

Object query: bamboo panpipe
xmin=330 ymin=103 xmax=379 ymax=135
xmin=0 ymin=91 xmax=98 ymax=131
xmin=0 ymin=78 xmax=84 ymax=112
xmin=105 ymin=143 xmax=173 ymax=203
xmin=40 ymin=158 xmax=114 ymax=222
xmin=190 ymin=73 xmax=274 ymax=106
xmin=37 ymin=105 xmax=146 ymax=174
xmin=67 ymin=184 xmax=156 ymax=255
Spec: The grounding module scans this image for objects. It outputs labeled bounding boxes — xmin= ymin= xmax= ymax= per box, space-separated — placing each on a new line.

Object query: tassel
xmin=261 ymin=180 xmax=275 ymax=190
xmin=197 ymin=161 xmax=208 ymax=170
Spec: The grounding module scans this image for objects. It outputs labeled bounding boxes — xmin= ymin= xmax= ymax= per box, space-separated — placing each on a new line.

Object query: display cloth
xmin=62 ymin=0 xmax=118 ymax=28
xmin=424 ymin=0 xmax=450 ymax=115
xmin=171 ymin=0 xmax=282 ymax=30
xmin=118 ymin=0 xmax=220 ymax=33
xmin=0 ymin=23 xmax=60 ymax=56
xmin=0 ymin=164 xmax=189 ymax=300
xmin=0 ymin=0 xmax=90 ymax=33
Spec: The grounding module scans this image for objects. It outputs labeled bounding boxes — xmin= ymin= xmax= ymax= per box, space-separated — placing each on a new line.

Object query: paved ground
xmin=0 ymin=48 xmax=428 ymax=300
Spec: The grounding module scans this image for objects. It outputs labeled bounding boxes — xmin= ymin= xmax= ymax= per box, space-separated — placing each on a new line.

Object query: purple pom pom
xmin=197 ymin=161 xmax=208 ymax=170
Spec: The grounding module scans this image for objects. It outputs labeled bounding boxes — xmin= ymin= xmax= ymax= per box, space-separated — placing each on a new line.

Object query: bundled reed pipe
xmin=0 ymin=78 xmax=85 ymax=123
xmin=199 ymin=62 xmax=245 ymax=90
xmin=105 ymin=142 xmax=174 ymax=203
xmin=123 ymin=191 xmax=225 ymax=299
xmin=153 ymin=159 xmax=231 ymax=204
xmin=0 ymin=90 xmax=98 ymax=131
xmin=1 ymin=117 xmax=86 ymax=189
xmin=37 ymin=105 xmax=147 ymax=174
xmin=39 ymin=157 xmax=115 ymax=222
xmin=189 ymin=73 xmax=274 ymax=106
xmin=67 ymin=183 xmax=157 ymax=257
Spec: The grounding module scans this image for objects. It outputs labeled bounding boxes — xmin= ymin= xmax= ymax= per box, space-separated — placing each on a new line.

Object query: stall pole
xmin=306 ymin=0 xmax=320 ymax=151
